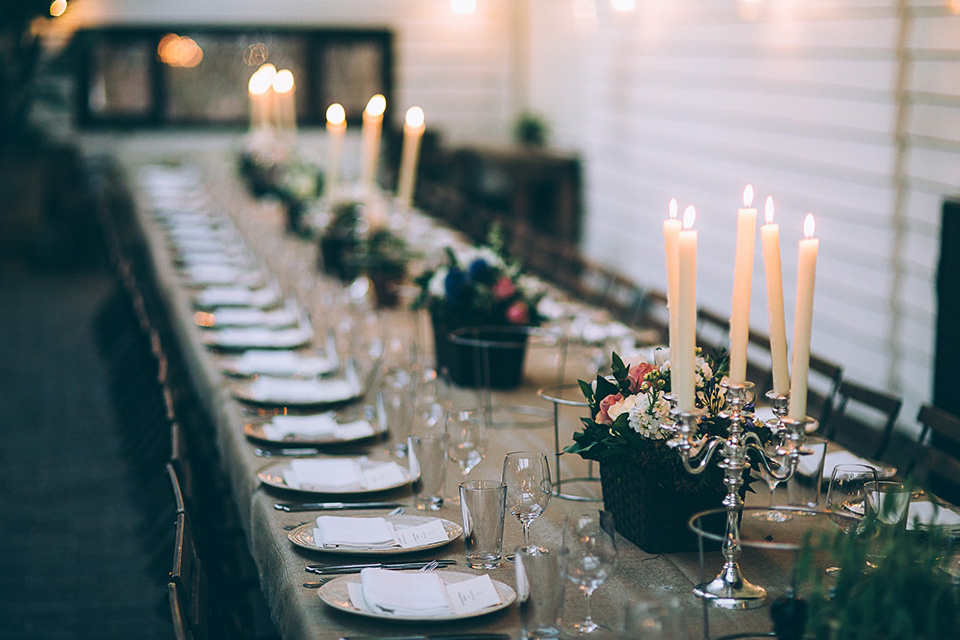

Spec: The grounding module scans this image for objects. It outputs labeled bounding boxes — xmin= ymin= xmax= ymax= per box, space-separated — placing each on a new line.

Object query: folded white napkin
xmin=282 ymin=459 xmax=407 ymax=491
xmin=796 ymin=441 xmax=828 ymax=477
xmin=250 ymin=376 xmax=356 ymax=404
xmin=263 ymin=413 xmax=338 ymax=439
xmin=356 ymin=568 xmax=454 ymax=616
xmin=234 ymin=350 xmax=334 ymax=376
xmin=213 ymin=306 xmax=298 ymax=329
xmin=211 ymin=326 xmax=312 ymax=349
xmin=907 ymin=501 xmax=960 ymax=530
xmin=314 ymin=516 xmax=397 ymax=548
xmin=822 ymin=451 xmax=879 ymax=480
xmin=196 ymin=285 xmax=280 ymax=309
xmin=184 ymin=265 xmax=258 ymax=286
xmin=348 ymin=570 xmax=502 ymax=617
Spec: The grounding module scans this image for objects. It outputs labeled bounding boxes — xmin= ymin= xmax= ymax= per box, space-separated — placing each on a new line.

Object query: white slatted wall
xmin=68 ymin=0 xmax=517 ymax=145
xmin=528 ymin=0 xmax=960 ymax=430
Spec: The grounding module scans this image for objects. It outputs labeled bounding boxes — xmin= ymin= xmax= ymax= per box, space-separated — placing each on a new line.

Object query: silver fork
xmin=418 ymin=559 xmax=439 ymax=572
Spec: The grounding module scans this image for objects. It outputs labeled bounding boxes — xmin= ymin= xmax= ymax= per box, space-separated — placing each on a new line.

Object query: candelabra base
xmin=694 ymin=561 xmax=767 ymax=610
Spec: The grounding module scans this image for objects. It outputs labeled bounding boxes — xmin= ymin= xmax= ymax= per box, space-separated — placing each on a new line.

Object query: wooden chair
xmin=168 ymin=580 xmax=196 ymax=640
xmin=696 ymin=307 xmax=729 ymax=357
xmin=915 ymin=404 xmax=960 ymax=505
xmin=823 ymin=379 xmax=902 ymax=461
xmin=804 ymin=353 xmax=844 ymax=428
xmin=170 ymin=511 xmax=211 ymax=640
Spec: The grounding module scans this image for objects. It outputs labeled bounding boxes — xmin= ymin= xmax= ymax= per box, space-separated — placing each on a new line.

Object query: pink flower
xmin=627 ymin=362 xmax=655 ymax=393
xmin=506 ymin=301 xmax=529 ymax=325
xmin=492 ymin=276 xmax=517 ymax=300
xmin=596 ymin=393 xmax=623 ymax=425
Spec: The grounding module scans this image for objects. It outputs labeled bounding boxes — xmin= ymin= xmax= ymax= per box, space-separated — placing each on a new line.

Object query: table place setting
xmin=906 ymin=499 xmax=960 ymax=531
xmin=259 ymin=457 xmax=412 ymax=494
xmin=233 ymin=369 xmax=361 ymax=407
xmin=247 ymin=413 xmax=375 ymax=444
xmin=225 ymin=348 xmax=337 ymax=377
xmin=193 ymin=283 xmax=283 ymax=310
xmin=288 ymin=514 xmax=460 ymax=553
xmin=180 ymin=263 xmax=266 ymax=288
xmin=317 ymin=568 xmax=513 ymax=621
xmin=196 ymin=304 xmax=301 ymax=330
xmin=821 ymin=450 xmax=896 ymax=480
xmin=202 ymin=323 xmax=313 ymax=350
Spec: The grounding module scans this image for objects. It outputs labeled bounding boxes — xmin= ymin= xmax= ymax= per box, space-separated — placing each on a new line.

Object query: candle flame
xmin=248 ymin=69 xmax=272 ymax=95
xmin=405 ymin=106 xmax=425 ymax=128
xmin=742 ymin=184 xmax=754 ymax=208
xmin=272 ymin=69 xmax=295 ymax=94
xmin=668 ymin=197 xmax=678 ymax=219
xmin=683 ymin=205 xmax=696 ymax=230
xmin=257 ymin=63 xmax=277 ymax=80
xmin=764 ymin=196 xmax=774 ymax=224
xmin=365 ymin=94 xmax=387 ymax=117
xmin=326 ymin=103 xmax=345 ymax=125
xmin=50 ymin=0 xmax=67 ymax=17
xmin=804 ymin=213 xmax=816 ymax=238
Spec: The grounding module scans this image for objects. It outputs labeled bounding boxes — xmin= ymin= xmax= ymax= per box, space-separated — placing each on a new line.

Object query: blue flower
xmin=444 ymin=267 xmax=467 ymax=305
xmin=467 ymin=258 xmax=494 ymax=284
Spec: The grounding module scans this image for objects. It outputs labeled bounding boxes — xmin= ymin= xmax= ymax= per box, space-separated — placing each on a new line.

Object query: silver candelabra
xmin=664 ymin=381 xmax=815 ymax=609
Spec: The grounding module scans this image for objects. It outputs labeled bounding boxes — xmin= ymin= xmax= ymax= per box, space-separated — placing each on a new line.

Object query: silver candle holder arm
xmin=665 ymin=381 xmax=815 ymax=609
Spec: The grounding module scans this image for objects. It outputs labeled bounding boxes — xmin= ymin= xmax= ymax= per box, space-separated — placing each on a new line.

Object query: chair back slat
xmin=824 ymin=379 xmax=902 ymax=460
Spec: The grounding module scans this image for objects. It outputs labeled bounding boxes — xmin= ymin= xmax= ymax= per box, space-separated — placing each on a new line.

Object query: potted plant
xmin=360 ymin=227 xmax=410 ymax=308
xmin=412 ymin=225 xmax=545 ymax=388
xmin=275 ymin=156 xmax=323 ymax=236
xmin=565 ymin=350 xmax=770 ymax=553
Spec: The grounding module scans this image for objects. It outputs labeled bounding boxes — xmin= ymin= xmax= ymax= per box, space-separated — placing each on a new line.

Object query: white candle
xmin=788 ymin=214 xmax=819 ymax=420
xmin=676 ymin=205 xmax=698 ymax=412
xmin=360 ymin=94 xmax=386 ymax=191
xmin=662 ymin=198 xmax=681 ymax=387
xmin=396 ymin=106 xmax=425 ymax=208
xmin=761 ymin=197 xmax=790 ymax=395
xmin=325 ymin=103 xmax=346 ymax=199
xmin=272 ymin=69 xmax=296 ymax=132
xmin=729 ymin=185 xmax=757 ymax=384
xmin=247 ymin=64 xmax=275 ymax=132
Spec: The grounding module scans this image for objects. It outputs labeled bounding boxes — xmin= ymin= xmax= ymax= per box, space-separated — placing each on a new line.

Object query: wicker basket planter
xmin=431 ymin=315 xmax=529 ymax=389
xmin=598 ymin=453 xmax=729 ymax=554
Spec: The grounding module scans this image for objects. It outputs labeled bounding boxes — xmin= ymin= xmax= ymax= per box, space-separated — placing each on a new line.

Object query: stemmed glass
xmin=753 ymin=457 xmax=791 ymax=522
xmin=563 ymin=511 xmax=618 ymax=636
xmin=502 ymin=451 xmax=552 ymax=554
xmin=825 ymin=463 xmax=878 ymax=573
xmin=446 ymin=408 xmax=486 ymax=479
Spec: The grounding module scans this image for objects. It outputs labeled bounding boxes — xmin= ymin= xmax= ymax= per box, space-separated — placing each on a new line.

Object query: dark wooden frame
xmin=74 ymin=26 xmax=393 ymax=129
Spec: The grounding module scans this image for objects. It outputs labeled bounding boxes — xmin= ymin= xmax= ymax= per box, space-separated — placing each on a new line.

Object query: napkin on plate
xmin=261 ymin=413 xmax=375 ymax=441
xmin=314 ymin=516 xmax=397 ymax=549
xmin=196 ymin=286 xmax=279 ymax=309
xmin=795 ymin=440 xmax=828 ymax=477
xmin=233 ymin=349 xmax=334 ymax=376
xmin=355 ymin=568 xmax=454 ymax=616
xmin=250 ymin=376 xmax=356 ymax=404
xmin=282 ymin=459 xmax=407 ymax=491
xmin=348 ymin=570 xmax=502 ymax=617
xmin=821 ymin=451 xmax=882 ymax=480
xmin=212 ymin=306 xmax=298 ymax=329
xmin=907 ymin=501 xmax=960 ymax=530
xmin=209 ymin=326 xmax=312 ymax=349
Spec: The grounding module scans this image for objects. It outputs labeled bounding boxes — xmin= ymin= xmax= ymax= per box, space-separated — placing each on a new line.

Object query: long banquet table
xmin=92 ymin=132 xmax=835 ymax=640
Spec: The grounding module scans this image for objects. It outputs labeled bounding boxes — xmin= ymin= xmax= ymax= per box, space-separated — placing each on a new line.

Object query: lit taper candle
xmin=663 ymin=198 xmax=681 ymax=388
xmin=325 ymin=103 xmax=346 ymax=199
xmin=676 ymin=205 xmax=698 ymax=412
xmin=729 ymin=185 xmax=757 ymax=384
xmin=788 ymin=214 xmax=819 ymax=420
xmin=360 ymin=94 xmax=387 ymax=191
xmin=760 ymin=196 xmax=790 ymax=395
xmin=396 ymin=106 xmax=425 ymax=208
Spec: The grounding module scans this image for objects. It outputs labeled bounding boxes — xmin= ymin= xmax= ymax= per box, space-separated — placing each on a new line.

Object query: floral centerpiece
xmin=565 ymin=349 xmax=769 ymax=552
xmin=238 ymin=150 xmax=322 ymax=235
xmin=412 ymin=225 xmax=545 ymax=387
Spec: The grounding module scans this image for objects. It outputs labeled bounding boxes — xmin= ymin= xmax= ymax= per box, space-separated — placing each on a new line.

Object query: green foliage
xmin=794 ymin=501 xmax=960 ymax=640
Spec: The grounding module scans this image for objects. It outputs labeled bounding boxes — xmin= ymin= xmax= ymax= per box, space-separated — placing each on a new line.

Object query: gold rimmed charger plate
xmin=317 ymin=570 xmax=515 ymax=622
xmin=288 ymin=515 xmax=462 ymax=555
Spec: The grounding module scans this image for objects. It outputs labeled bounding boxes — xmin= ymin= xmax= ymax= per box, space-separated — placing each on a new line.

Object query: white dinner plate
xmin=256 ymin=458 xmax=412 ymax=495
xmin=317 ymin=570 xmax=515 ymax=622
xmin=243 ymin=417 xmax=377 ymax=445
xmin=288 ymin=515 xmax=462 ymax=555
xmin=202 ymin=326 xmax=313 ymax=351
xmin=232 ymin=377 xmax=361 ymax=408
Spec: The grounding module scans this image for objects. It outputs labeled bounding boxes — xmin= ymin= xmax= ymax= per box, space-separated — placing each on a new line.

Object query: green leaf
xmin=578 ymin=379 xmax=594 ymax=405
xmin=594 ymin=375 xmax=618 ymax=400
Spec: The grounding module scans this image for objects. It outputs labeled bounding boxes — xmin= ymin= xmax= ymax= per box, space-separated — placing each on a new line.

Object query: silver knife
xmin=256 ymin=447 xmax=322 ymax=457
xmin=305 ymin=559 xmax=456 ymax=574
xmin=274 ymin=501 xmax=403 ymax=512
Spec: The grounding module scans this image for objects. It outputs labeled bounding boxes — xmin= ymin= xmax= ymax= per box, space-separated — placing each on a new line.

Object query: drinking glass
xmin=502 ymin=451 xmax=552 ymax=554
xmin=408 ymin=432 xmax=448 ymax=511
xmin=563 ymin=511 xmax=618 ymax=636
xmin=752 ymin=458 xmax=791 ymax=522
xmin=864 ymin=479 xmax=910 ymax=564
xmin=446 ymin=407 xmax=487 ymax=478
xmin=825 ymin=464 xmax=877 ymax=572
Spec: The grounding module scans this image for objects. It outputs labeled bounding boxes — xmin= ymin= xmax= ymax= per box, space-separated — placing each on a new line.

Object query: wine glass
xmin=502 ymin=451 xmax=552 ymax=554
xmin=753 ymin=458 xmax=791 ymax=522
xmin=563 ymin=511 xmax=618 ymax=636
xmin=825 ymin=463 xmax=877 ymax=573
xmin=446 ymin=408 xmax=486 ymax=478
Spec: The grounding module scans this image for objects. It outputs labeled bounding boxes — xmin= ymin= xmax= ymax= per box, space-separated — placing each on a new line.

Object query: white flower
xmin=607 ymin=394 xmax=637 ymax=423
xmin=428 ymin=268 xmax=448 ymax=298
xmin=626 ymin=390 xmax=672 ymax=438
xmin=653 ymin=347 xmax=670 ymax=367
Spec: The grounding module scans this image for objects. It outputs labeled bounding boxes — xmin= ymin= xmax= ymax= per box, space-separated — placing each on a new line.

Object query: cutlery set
xmin=275 ymin=500 xmax=404 ymax=512
xmin=305 ymin=559 xmax=457 ymax=576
